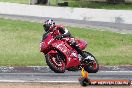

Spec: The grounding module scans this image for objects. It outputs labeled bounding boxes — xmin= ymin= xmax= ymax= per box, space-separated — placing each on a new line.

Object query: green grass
xmin=0 ymin=18 xmax=132 ymax=66
xmin=50 ymin=0 xmax=57 ymax=6
xmin=68 ymin=1 xmax=132 ymax=10
xmin=0 ymin=18 xmax=44 ymax=66
xmin=0 ymin=0 xmax=28 ymax=4
xmin=1 ymin=0 xmax=132 ymax=10
xmin=0 ymin=0 xmax=57 ymax=5
xmin=69 ymin=27 xmax=132 ymax=65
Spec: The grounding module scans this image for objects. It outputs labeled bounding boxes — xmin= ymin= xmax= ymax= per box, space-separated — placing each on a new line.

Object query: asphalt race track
xmin=0 ymin=14 xmax=132 ymax=34
xmin=0 ymin=71 xmax=131 ymax=83
xmin=0 ymin=66 xmax=131 ymax=83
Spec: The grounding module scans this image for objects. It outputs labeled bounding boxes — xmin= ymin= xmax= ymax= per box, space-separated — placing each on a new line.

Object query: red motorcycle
xmin=40 ymin=30 xmax=99 ymax=73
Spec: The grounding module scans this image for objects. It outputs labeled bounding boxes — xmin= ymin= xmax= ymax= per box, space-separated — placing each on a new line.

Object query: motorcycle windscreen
xmin=40 ymin=34 xmax=54 ymax=52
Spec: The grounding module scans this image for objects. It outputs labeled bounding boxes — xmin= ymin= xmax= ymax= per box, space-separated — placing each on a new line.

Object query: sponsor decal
xmin=89 ymin=79 xmax=131 ymax=85
xmin=78 ymin=68 xmax=131 ymax=86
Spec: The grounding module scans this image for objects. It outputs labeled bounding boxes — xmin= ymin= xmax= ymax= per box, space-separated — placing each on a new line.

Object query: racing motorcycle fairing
xmin=51 ymin=40 xmax=80 ymax=69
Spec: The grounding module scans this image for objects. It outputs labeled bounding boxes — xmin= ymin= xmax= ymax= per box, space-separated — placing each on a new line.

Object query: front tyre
xmin=83 ymin=51 xmax=99 ymax=73
xmin=45 ymin=53 xmax=66 ymax=73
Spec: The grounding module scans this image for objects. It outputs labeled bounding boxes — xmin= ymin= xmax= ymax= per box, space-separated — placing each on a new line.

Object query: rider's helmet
xmin=43 ymin=19 xmax=55 ymax=32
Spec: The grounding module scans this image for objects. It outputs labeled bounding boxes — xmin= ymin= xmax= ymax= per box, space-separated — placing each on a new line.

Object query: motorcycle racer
xmin=42 ymin=19 xmax=90 ymax=61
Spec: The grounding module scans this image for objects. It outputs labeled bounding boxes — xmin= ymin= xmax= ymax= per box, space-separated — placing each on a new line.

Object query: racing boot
xmin=70 ymin=41 xmax=92 ymax=62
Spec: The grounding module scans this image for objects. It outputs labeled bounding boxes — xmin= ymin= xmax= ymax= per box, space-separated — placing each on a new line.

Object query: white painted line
xmin=99 ymin=71 xmax=132 ymax=73
xmin=0 ymin=80 xmax=78 ymax=83
xmin=0 ymin=80 xmax=131 ymax=85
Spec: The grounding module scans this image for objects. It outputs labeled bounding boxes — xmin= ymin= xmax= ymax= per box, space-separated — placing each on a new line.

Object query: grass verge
xmin=0 ymin=18 xmax=132 ymax=66
xmin=1 ymin=0 xmax=132 ymax=10
xmin=0 ymin=0 xmax=28 ymax=4
xmin=68 ymin=1 xmax=132 ymax=10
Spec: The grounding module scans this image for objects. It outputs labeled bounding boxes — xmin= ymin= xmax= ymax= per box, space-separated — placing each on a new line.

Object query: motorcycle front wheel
xmin=83 ymin=51 xmax=99 ymax=73
xmin=45 ymin=52 xmax=66 ymax=73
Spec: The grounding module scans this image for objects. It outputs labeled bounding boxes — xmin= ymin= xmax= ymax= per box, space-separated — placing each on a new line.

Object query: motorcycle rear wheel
xmin=83 ymin=51 xmax=99 ymax=73
xmin=45 ymin=52 xmax=66 ymax=73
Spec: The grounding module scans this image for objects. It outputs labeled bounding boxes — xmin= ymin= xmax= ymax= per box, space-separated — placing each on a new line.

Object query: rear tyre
xmin=45 ymin=52 xmax=66 ymax=73
xmin=83 ymin=51 xmax=99 ymax=73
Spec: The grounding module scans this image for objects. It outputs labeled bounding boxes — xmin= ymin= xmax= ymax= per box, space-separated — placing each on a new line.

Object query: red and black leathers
xmin=43 ymin=24 xmax=87 ymax=59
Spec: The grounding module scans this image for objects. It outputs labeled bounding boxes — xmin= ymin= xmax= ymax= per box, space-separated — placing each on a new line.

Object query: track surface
xmin=0 ymin=14 xmax=132 ymax=34
xmin=0 ymin=71 xmax=131 ymax=83
xmin=0 ymin=66 xmax=131 ymax=83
